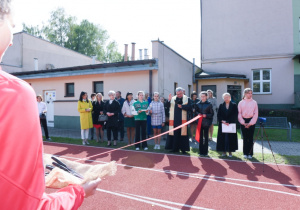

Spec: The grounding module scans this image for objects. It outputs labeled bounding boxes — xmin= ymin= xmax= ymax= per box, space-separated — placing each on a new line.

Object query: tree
xmin=22 ymin=8 xmax=122 ymax=63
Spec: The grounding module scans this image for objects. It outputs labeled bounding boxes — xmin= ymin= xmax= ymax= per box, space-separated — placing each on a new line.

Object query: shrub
xmin=259 ymin=109 xmax=300 ymax=128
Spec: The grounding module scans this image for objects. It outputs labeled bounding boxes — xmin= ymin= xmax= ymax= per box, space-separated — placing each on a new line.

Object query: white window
xmin=252 ymin=69 xmax=271 ymax=94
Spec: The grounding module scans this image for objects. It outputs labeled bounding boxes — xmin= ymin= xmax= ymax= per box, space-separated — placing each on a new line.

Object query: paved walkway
xmin=44 ymin=127 xmax=300 ymax=156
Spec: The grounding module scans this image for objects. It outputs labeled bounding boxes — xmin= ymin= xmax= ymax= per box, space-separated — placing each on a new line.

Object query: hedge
xmin=259 ymin=109 xmax=300 ymax=128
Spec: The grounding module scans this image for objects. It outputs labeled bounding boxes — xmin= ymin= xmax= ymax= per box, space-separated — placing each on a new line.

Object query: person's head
xmin=207 ymin=89 xmax=213 ymax=99
xmin=116 ymin=91 xmax=121 ymax=99
xmin=125 ymin=92 xmax=133 ymax=101
xmin=0 ymin=0 xmax=14 ymax=62
xmin=243 ymin=88 xmax=253 ymax=99
xmin=79 ymin=91 xmax=88 ymax=102
xmin=144 ymin=91 xmax=149 ymax=99
xmin=182 ymin=89 xmax=186 ymax=95
xmin=91 ymin=93 xmax=96 ymax=101
xmin=199 ymin=91 xmax=208 ymax=102
xmin=222 ymin=92 xmax=231 ymax=103
xmin=160 ymin=96 xmax=165 ymax=103
xmin=96 ymin=93 xmax=103 ymax=102
xmin=137 ymin=91 xmax=144 ymax=101
xmin=36 ymin=95 xmax=43 ymax=102
xmin=175 ymin=87 xmax=184 ymax=98
xmin=108 ymin=90 xmax=116 ymax=100
xmin=191 ymin=92 xmax=197 ymax=100
xmin=153 ymin=92 xmax=159 ymax=101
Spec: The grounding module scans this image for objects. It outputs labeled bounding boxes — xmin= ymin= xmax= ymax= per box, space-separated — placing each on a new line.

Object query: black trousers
xmin=135 ymin=120 xmax=148 ymax=148
xmin=199 ymin=127 xmax=209 ymax=155
xmin=107 ymin=126 xmax=118 ymax=141
xmin=40 ymin=118 xmax=49 ymax=139
xmin=241 ymin=118 xmax=255 ymax=156
xmin=118 ymin=120 xmax=124 ymax=139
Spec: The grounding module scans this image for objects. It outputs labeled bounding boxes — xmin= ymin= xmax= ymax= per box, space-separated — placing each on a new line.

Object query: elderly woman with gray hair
xmin=104 ymin=90 xmax=120 ymax=146
xmin=216 ymin=93 xmax=238 ymax=157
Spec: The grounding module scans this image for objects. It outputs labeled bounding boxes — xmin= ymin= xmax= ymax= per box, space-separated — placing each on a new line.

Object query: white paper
xmin=222 ymin=123 xmax=236 ymax=133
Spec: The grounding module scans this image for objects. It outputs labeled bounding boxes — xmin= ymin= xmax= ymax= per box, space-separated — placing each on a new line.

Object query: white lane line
xmin=59 ymin=155 xmax=300 ymax=189
xmin=96 ymin=188 xmax=180 ymax=210
xmin=121 ymin=192 xmax=213 ymax=210
xmin=45 ymin=141 xmax=300 ymax=168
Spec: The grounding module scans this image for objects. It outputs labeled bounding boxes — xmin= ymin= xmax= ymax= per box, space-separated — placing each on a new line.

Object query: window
xmin=65 ymin=83 xmax=74 ymax=97
xmin=252 ymin=69 xmax=271 ymax=94
xmin=201 ymin=85 xmax=217 ymax=97
xmin=188 ymin=85 xmax=191 ymax=97
xmin=174 ymin=82 xmax=178 ymax=95
xmin=93 ymin=81 xmax=104 ymax=95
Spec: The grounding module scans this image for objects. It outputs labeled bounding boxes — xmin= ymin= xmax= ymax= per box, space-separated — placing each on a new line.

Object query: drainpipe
xmin=149 ymin=70 xmax=153 ymax=97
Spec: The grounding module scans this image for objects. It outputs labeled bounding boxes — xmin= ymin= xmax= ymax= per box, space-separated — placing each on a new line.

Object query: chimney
xmin=131 ymin=42 xmax=136 ymax=61
xmin=139 ymin=49 xmax=143 ymax=60
xmin=92 ymin=55 xmax=96 ymax=64
xmin=144 ymin=49 xmax=149 ymax=60
xmin=34 ymin=58 xmax=38 ymax=71
xmin=124 ymin=44 xmax=128 ymax=61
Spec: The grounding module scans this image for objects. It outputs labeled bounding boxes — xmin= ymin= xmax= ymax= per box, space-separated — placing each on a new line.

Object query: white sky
xmin=11 ymin=0 xmax=201 ymax=66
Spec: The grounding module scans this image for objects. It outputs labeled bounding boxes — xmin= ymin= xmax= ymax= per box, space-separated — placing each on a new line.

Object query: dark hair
xmin=116 ymin=91 xmax=121 ymax=95
xmin=79 ymin=91 xmax=89 ymax=103
xmin=191 ymin=91 xmax=197 ymax=98
xmin=91 ymin=93 xmax=96 ymax=98
xmin=125 ymin=92 xmax=133 ymax=101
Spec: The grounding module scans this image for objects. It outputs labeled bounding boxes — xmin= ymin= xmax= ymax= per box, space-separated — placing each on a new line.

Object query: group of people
xmin=77 ymin=90 xmax=166 ymax=151
xmin=166 ymin=87 xmax=258 ymax=159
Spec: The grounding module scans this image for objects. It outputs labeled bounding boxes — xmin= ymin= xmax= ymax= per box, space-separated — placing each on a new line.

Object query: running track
xmin=44 ymin=142 xmax=300 ymax=210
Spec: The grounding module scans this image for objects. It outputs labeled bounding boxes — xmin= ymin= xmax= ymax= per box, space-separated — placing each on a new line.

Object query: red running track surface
xmin=44 ymin=142 xmax=300 ymax=210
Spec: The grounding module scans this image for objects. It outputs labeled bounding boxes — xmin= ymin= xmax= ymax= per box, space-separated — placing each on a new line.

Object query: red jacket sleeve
xmin=38 ymin=185 xmax=85 ymax=210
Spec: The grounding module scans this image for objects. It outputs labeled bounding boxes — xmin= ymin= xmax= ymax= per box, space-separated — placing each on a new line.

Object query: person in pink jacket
xmin=238 ymin=88 xmax=258 ymax=159
xmin=0 ymin=1 xmax=100 ymax=209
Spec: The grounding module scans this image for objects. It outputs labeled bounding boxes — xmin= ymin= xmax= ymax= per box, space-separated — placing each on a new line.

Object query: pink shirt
xmin=238 ymin=98 xmax=258 ymax=126
xmin=0 ymin=69 xmax=84 ymax=209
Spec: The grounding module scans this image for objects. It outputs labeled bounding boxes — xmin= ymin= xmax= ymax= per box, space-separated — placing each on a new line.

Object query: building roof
xmin=195 ymin=71 xmax=248 ymax=80
xmin=12 ymin=59 xmax=158 ymax=79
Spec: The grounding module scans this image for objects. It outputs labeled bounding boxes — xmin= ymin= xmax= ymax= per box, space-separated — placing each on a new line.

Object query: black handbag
xmin=98 ymin=114 xmax=108 ymax=122
xmin=40 ymin=113 xmax=46 ymax=120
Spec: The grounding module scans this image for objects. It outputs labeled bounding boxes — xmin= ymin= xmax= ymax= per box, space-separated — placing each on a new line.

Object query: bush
xmin=259 ymin=109 xmax=300 ymax=128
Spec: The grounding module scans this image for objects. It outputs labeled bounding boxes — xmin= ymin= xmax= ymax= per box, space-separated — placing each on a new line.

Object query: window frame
xmin=65 ymin=83 xmax=75 ymax=97
xmin=251 ymin=69 xmax=272 ymax=94
xmin=93 ymin=81 xmax=104 ymax=95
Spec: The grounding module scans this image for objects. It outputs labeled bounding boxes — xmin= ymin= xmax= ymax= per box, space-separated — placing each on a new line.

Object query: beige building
xmin=1 ymin=32 xmax=99 ymax=73
xmin=12 ymin=40 xmax=200 ymax=129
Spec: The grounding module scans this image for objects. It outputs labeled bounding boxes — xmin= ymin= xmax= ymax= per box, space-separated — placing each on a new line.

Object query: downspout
xmin=149 ymin=70 xmax=153 ymax=97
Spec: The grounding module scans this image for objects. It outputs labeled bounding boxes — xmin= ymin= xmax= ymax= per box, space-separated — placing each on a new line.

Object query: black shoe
xmin=182 ymin=151 xmax=187 ymax=154
xmin=120 ymin=139 xmax=124 ymax=141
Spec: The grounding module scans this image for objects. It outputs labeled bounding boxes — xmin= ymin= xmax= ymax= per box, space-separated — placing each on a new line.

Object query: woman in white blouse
xmin=37 ymin=95 xmax=51 ymax=141
xmin=122 ymin=92 xmax=136 ymax=145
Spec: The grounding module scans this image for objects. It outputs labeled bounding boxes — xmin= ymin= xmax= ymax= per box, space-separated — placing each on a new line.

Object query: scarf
xmin=169 ymin=95 xmax=188 ymax=136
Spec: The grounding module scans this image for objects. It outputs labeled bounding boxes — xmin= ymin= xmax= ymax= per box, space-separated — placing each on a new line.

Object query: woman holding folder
xmin=216 ymin=93 xmax=238 ymax=157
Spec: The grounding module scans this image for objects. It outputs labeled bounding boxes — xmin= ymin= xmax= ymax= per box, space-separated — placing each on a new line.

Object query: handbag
xmin=98 ymin=114 xmax=108 ymax=122
xmin=39 ymin=113 xmax=46 ymax=120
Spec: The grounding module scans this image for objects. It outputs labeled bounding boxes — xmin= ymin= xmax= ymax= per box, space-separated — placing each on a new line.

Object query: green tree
xmin=22 ymin=8 xmax=122 ymax=63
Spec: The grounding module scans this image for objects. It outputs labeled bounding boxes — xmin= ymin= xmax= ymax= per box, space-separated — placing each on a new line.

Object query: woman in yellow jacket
xmin=78 ymin=91 xmax=93 ymax=145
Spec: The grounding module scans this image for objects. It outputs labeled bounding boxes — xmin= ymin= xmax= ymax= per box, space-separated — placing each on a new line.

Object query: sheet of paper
xmin=222 ymin=123 xmax=236 ymax=133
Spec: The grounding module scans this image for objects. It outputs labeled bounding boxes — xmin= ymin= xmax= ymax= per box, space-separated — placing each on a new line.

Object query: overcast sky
xmin=11 ymin=0 xmax=201 ymax=66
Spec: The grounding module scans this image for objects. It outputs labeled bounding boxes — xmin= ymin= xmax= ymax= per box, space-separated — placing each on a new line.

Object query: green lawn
xmin=211 ymin=126 xmax=299 ymax=142
xmin=44 ymin=136 xmax=300 ymax=166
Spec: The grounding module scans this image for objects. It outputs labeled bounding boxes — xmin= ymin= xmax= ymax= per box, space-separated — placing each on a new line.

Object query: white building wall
xmin=2 ymin=33 xmax=99 ymax=73
xmin=152 ymin=40 xmax=194 ymax=98
xmin=202 ymin=0 xmax=293 ymax=61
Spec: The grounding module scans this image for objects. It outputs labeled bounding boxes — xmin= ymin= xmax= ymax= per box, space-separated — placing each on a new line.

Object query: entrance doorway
xmin=227 ymin=85 xmax=241 ymax=104
xmin=44 ymin=90 xmax=56 ymax=127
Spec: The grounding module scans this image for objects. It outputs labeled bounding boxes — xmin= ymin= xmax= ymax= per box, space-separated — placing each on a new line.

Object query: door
xmin=44 ymin=91 xmax=56 ymax=127
xmin=227 ymin=85 xmax=241 ymax=104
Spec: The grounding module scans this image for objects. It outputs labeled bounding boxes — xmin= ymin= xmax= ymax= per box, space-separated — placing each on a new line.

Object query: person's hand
xmin=149 ymin=110 xmax=152 ymax=114
xmin=162 ymin=123 xmax=165 ymax=127
xmin=203 ymin=114 xmax=206 ymax=118
xmin=145 ymin=110 xmax=149 ymax=113
xmin=177 ymin=104 xmax=182 ymax=109
xmin=81 ymin=178 xmax=101 ymax=198
xmin=85 ymin=109 xmax=90 ymax=112
xmin=138 ymin=110 xmax=142 ymax=113
xmin=168 ymin=93 xmax=172 ymax=101
xmin=245 ymin=123 xmax=250 ymax=129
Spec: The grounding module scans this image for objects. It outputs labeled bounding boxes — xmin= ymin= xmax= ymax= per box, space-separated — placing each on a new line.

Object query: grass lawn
xmin=211 ymin=126 xmax=300 ymax=142
xmin=44 ymin=136 xmax=300 ymax=166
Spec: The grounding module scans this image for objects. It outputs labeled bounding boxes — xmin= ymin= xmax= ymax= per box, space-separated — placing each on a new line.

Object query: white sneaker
xmin=136 ymin=148 xmax=140 ymax=151
xmin=157 ymin=145 xmax=161 ymax=150
xmin=243 ymin=155 xmax=247 ymax=159
xmin=144 ymin=147 xmax=148 ymax=151
xmin=154 ymin=145 xmax=158 ymax=149
xmin=228 ymin=155 xmax=232 ymax=157
xmin=248 ymin=155 xmax=252 ymax=159
xmin=82 ymin=140 xmax=86 ymax=145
